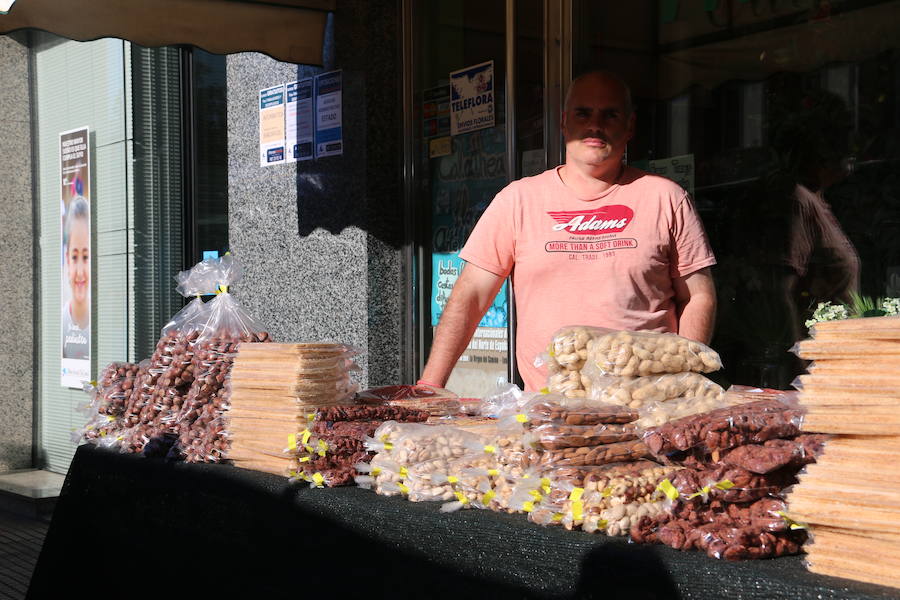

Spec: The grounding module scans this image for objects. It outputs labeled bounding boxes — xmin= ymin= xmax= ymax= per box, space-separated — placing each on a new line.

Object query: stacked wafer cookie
xmin=786 ymin=316 xmax=900 ymax=589
xmin=224 ymin=342 xmax=359 ymax=475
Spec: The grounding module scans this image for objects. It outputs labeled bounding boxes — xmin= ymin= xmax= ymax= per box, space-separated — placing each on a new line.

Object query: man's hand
xmin=673 ymin=267 xmax=717 ymax=344
xmin=420 ymin=262 xmax=506 ymax=388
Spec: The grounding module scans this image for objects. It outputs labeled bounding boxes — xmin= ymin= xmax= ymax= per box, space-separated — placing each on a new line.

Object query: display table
xmin=27 ymin=445 xmax=899 ymax=599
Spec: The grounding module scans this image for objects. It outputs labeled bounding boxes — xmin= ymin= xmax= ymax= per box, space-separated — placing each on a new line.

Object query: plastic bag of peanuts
xmin=586 ymin=372 xmax=724 ymax=410
xmin=536 ymin=326 xmax=723 ymax=398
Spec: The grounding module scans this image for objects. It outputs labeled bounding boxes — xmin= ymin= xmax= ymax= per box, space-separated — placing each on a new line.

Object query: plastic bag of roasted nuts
xmin=642 ymin=399 xmax=805 ymax=458
xmin=176 ymin=255 xmax=271 ymax=461
xmin=519 ymin=394 xmax=639 ymax=427
xmin=89 ymin=362 xmax=141 ymax=417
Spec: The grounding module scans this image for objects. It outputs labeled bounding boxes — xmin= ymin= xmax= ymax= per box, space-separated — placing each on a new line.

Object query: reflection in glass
xmin=573 ymin=0 xmax=900 ymax=388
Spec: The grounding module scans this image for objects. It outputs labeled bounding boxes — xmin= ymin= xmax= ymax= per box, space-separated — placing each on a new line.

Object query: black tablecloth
xmin=26 ymin=445 xmax=900 ymax=600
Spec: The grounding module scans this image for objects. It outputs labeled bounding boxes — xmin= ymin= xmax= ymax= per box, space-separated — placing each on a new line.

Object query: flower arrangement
xmin=805 ymin=293 xmax=900 ymax=329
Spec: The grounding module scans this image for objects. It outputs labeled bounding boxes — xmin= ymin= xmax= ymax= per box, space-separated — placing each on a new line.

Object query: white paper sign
xmin=315 ymin=70 xmax=343 ymax=158
xmin=285 ymin=79 xmax=314 ymax=163
xmin=450 ymin=61 xmax=495 ymax=136
xmin=259 ymin=84 xmax=286 ymax=166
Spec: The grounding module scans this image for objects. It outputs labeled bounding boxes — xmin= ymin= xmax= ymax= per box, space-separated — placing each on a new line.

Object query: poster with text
xmin=315 ymin=70 xmax=343 ymax=158
xmin=259 ymin=84 xmax=286 ymax=166
xmin=450 ymin=61 xmax=495 ymax=136
xmin=285 ymin=79 xmax=314 ymax=163
xmin=60 ymin=127 xmax=91 ymax=388
xmin=430 ymin=125 xmax=509 ymax=397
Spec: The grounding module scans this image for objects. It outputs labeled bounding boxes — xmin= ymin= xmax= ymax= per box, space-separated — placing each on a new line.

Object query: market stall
xmin=56 ymin=256 xmax=900 ymax=598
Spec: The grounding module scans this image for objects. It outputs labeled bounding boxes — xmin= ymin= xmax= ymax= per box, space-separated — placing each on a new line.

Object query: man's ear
xmin=626 ymin=111 xmax=636 ymax=141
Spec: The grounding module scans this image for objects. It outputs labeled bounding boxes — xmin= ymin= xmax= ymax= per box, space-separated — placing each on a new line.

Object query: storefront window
xmin=574 ymin=0 xmax=900 ymax=389
xmin=413 ymin=0 xmax=510 ymax=396
xmin=191 ymin=49 xmax=229 ymax=261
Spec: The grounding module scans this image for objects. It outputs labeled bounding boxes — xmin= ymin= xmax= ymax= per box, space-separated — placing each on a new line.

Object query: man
xmin=419 ymin=71 xmax=717 ymax=391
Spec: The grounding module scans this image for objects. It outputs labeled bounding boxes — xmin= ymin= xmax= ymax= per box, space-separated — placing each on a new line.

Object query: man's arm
xmin=672 ymin=267 xmax=717 ymax=344
xmin=419 ymin=263 xmax=506 ymax=388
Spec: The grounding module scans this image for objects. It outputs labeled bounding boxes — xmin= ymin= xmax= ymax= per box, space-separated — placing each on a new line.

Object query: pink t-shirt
xmin=458 ymin=166 xmax=716 ymax=391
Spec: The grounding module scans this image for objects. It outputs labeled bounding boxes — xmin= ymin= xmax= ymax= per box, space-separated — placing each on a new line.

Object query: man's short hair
xmin=564 ymin=70 xmax=634 ymax=116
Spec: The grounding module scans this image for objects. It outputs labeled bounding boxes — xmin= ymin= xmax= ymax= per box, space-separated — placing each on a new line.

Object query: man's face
xmin=66 ymin=219 xmax=90 ymax=306
xmin=562 ymin=75 xmax=635 ymax=169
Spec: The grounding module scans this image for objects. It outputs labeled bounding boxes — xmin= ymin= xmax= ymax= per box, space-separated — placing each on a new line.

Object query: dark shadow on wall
xmin=292 ymin=2 xmax=404 ymax=251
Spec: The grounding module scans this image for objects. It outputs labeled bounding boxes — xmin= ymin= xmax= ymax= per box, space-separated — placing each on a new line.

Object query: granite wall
xmin=0 ymin=32 xmax=34 ymax=471
xmin=227 ymin=0 xmax=405 ymax=387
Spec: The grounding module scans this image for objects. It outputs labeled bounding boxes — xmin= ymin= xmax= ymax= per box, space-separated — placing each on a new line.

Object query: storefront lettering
xmin=436 ymin=152 xmax=506 ymax=183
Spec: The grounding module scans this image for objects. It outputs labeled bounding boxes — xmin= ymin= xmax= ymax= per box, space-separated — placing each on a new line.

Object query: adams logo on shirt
xmin=547 ymin=205 xmax=633 ymax=235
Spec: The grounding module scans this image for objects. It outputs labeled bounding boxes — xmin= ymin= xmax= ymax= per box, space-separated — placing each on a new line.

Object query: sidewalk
xmin=0 ymin=510 xmax=47 ymax=600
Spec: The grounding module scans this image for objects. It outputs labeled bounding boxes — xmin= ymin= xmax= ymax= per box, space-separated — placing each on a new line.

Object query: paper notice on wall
xmin=60 ymin=126 xmax=91 ymax=388
xmin=315 ymin=70 xmax=343 ymax=158
xmin=450 ymin=61 xmax=495 ymax=136
xmin=647 ymin=154 xmax=694 ymax=196
xmin=285 ymin=79 xmax=314 ymax=163
xmin=259 ymin=84 xmax=286 ymax=166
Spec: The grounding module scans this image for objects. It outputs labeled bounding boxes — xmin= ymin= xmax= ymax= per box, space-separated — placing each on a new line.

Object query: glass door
xmin=406 ymin=0 xmax=546 ymax=395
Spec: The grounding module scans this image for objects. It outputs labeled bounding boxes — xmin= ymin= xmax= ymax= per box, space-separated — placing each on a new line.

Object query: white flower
xmin=805 ymin=302 xmax=850 ymax=329
xmin=881 ymin=298 xmax=900 ymax=316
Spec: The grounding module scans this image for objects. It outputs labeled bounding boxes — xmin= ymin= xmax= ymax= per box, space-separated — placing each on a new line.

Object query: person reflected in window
xmin=723 ymin=89 xmax=859 ymax=388
xmin=773 ymin=90 xmax=860 ymax=339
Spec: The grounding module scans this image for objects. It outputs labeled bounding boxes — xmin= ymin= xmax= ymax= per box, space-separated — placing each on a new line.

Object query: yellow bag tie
xmin=657 ymin=479 xmax=679 ymax=501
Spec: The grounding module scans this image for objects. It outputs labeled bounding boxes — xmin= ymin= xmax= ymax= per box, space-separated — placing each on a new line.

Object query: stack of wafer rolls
xmin=223 ymin=342 xmax=360 ymax=475
xmin=785 ymin=315 xmax=900 ymax=589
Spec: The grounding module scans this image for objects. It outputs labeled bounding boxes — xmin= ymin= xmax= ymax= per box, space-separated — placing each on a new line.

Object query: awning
xmin=0 ymin=0 xmax=334 ymax=65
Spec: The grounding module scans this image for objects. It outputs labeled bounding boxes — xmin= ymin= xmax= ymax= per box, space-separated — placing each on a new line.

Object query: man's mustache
xmin=579 ymin=131 xmax=609 ymax=143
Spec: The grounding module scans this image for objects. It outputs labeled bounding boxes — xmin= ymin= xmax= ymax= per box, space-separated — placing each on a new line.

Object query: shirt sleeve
xmin=458 ymin=189 xmax=516 ymax=277
xmin=669 ymin=192 xmax=717 ymax=278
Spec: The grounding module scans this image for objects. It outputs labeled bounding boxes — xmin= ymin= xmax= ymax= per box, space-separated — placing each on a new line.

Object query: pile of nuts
xmin=592 ymin=372 xmax=723 ymax=410
xmin=630 ymin=496 xmax=807 ymax=560
xmin=289 ymin=405 xmax=429 ymax=487
xmin=544 ymin=327 xmax=723 ymax=398
xmin=586 ymin=330 xmax=722 ymax=377
xmin=179 ymin=331 xmax=270 ymax=463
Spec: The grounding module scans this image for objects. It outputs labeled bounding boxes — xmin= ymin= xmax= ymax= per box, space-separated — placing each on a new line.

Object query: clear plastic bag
xmin=583 ymin=328 xmax=722 ymax=377
xmin=176 ymin=255 xmax=271 ymax=461
xmin=355 ymin=384 xmax=461 ymax=416
xmin=522 ymin=395 xmax=639 ymax=427
xmin=642 ymin=399 xmax=805 ymax=457
xmin=586 ymin=372 xmax=724 ymax=410
xmin=525 ymin=422 xmax=639 ymax=450
xmin=92 ymin=361 xmax=141 ymax=417
xmin=633 ymin=394 xmax=733 ymax=429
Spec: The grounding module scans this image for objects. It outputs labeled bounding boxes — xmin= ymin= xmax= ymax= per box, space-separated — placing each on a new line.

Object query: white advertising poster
xmin=259 ymin=84 xmax=286 ymax=166
xmin=315 ymin=70 xmax=343 ymax=158
xmin=60 ymin=126 xmax=91 ymax=388
xmin=449 ymin=60 xmax=495 ymax=136
xmin=286 ymin=79 xmax=314 ymax=163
